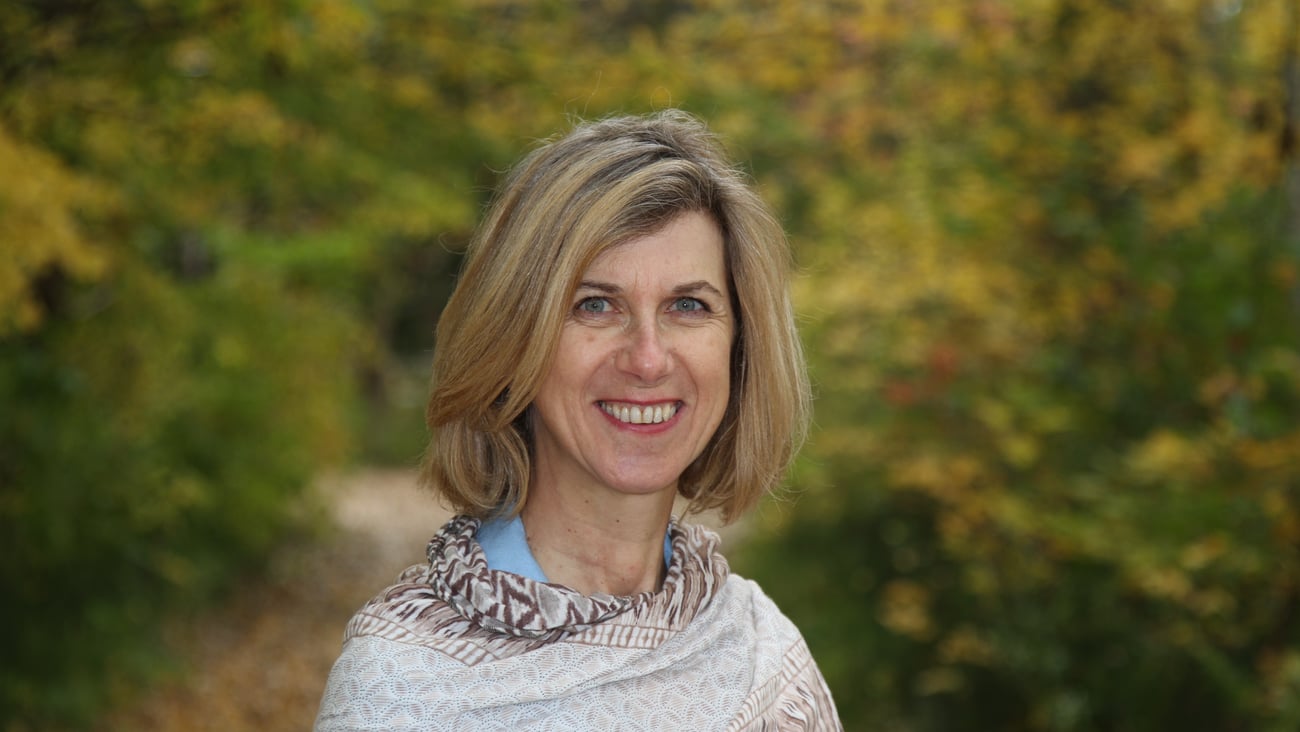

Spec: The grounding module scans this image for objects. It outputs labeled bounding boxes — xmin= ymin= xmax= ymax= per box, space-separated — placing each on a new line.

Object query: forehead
xmin=583 ymin=211 xmax=727 ymax=284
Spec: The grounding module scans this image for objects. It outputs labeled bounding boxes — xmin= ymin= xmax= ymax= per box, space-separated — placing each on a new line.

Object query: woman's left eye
xmin=672 ymin=297 xmax=707 ymax=313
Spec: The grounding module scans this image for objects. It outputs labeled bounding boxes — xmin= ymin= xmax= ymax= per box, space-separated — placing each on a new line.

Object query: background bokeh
xmin=3 ymin=1 xmax=1299 ymax=729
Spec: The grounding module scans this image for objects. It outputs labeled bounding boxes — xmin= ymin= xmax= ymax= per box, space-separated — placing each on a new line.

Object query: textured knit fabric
xmin=315 ymin=515 xmax=842 ymax=731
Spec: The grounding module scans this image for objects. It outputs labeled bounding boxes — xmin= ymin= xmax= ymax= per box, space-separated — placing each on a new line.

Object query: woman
xmin=316 ymin=110 xmax=841 ymax=730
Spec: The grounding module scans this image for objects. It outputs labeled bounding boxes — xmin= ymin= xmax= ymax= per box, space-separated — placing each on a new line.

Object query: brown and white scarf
xmin=315 ymin=516 xmax=841 ymax=731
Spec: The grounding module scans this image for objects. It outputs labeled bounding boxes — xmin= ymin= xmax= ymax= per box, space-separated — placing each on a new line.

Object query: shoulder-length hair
xmin=421 ymin=109 xmax=810 ymax=524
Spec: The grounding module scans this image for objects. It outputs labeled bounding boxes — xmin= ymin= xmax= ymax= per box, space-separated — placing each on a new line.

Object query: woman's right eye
xmin=576 ymin=297 xmax=611 ymax=314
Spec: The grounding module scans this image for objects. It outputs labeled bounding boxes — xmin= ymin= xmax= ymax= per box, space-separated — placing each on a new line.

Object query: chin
xmin=602 ymin=472 xmax=683 ymax=497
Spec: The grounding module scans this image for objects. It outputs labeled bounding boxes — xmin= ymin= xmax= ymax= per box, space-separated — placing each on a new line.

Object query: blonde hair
xmin=422 ymin=110 xmax=810 ymax=523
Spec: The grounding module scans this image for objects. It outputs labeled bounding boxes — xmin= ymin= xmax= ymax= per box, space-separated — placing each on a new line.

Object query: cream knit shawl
xmin=315 ymin=516 xmax=841 ymax=731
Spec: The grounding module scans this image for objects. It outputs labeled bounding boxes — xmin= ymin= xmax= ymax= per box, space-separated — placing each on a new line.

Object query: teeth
xmin=601 ymin=401 xmax=678 ymax=424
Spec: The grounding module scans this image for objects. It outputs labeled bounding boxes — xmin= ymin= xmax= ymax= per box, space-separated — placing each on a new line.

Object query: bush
xmin=0 ymin=257 xmax=360 ymax=726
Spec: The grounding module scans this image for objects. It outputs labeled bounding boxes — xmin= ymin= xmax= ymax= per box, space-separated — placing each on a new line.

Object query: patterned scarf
xmin=317 ymin=515 xmax=841 ymax=730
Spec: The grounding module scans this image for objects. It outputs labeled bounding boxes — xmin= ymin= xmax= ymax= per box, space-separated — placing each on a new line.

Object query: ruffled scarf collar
xmin=422 ymin=515 xmax=730 ymax=642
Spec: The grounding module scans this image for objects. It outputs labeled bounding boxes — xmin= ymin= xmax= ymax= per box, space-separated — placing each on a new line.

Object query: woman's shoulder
xmin=334 ymin=515 xmax=487 ymax=644
xmin=715 ymin=573 xmax=844 ymax=730
xmin=338 ymin=567 xmax=462 ymax=640
xmin=717 ymin=572 xmax=808 ymax=646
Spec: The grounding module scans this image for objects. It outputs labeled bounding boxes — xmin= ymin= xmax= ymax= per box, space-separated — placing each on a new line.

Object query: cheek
xmin=553 ymin=330 xmax=612 ymax=378
xmin=692 ymin=333 xmax=734 ymax=390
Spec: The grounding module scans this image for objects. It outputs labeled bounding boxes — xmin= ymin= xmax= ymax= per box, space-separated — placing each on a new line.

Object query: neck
xmin=520 ymin=481 xmax=675 ymax=596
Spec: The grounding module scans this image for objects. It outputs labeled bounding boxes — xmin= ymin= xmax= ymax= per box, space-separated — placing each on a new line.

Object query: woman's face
xmin=530 ymin=210 xmax=735 ymax=501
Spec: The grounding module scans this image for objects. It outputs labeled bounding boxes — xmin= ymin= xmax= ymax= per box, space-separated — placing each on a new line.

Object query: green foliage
xmin=0 ymin=257 xmax=360 ymax=724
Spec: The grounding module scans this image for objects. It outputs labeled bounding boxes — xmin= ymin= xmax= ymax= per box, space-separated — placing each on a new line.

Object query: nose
xmin=617 ymin=319 xmax=671 ymax=383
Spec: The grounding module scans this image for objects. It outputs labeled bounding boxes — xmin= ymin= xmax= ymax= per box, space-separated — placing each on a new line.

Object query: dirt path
xmin=98 ymin=468 xmax=745 ymax=731
xmin=98 ymin=468 xmax=450 ymax=731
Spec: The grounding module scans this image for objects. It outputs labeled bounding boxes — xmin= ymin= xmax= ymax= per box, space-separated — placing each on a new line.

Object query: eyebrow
xmin=577 ymin=279 xmax=727 ymax=299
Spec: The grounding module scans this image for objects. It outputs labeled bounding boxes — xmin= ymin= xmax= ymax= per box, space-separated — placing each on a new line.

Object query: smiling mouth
xmin=598 ymin=401 xmax=680 ymax=425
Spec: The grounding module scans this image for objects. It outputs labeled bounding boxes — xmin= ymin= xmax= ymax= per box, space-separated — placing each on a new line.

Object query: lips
xmin=598 ymin=400 xmax=680 ymax=425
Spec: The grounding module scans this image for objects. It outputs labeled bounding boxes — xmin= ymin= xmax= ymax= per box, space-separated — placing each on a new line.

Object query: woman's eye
xmin=672 ymin=297 xmax=708 ymax=313
xmin=576 ymin=297 xmax=611 ymax=314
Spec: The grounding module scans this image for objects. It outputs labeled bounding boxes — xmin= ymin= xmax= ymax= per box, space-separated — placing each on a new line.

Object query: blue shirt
xmin=477 ymin=514 xmax=673 ymax=583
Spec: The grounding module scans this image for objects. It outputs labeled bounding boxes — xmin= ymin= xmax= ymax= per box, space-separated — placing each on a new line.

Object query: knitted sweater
xmin=315 ymin=515 xmax=841 ymax=731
